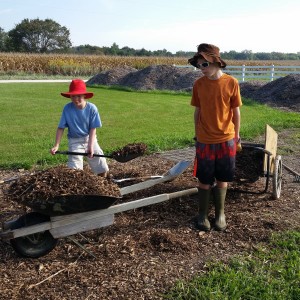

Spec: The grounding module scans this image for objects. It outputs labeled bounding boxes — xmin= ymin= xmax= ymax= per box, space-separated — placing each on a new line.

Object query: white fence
xmin=175 ymin=64 xmax=300 ymax=82
xmin=225 ymin=65 xmax=300 ymax=82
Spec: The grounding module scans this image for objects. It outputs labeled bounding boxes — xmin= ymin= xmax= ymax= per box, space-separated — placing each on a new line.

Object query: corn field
xmin=0 ymin=52 xmax=299 ymax=77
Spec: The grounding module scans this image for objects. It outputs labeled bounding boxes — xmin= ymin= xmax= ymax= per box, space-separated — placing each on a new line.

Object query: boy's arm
xmin=50 ymin=128 xmax=64 ymax=154
xmin=232 ymin=107 xmax=241 ymax=140
xmin=194 ymin=107 xmax=200 ymax=140
xmin=87 ymin=128 xmax=97 ymax=158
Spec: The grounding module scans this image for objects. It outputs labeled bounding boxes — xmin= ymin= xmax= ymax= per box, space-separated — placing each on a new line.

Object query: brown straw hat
xmin=61 ymin=79 xmax=94 ymax=99
xmin=188 ymin=43 xmax=227 ymax=69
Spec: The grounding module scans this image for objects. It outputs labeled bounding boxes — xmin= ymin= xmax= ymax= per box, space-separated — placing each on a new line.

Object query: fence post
xmin=271 ymin=64 xmax=275 ymax=81
xmin=242 ymin=65 xmax=245 ymax=82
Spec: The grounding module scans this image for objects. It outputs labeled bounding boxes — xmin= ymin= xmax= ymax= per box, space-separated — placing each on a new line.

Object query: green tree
xmin=0 ymin=27 xmax=9 ymax=51
xmin=71 ymin=44 xmax=104 ymax=55
xmin=8 ymin=18 xmax=72 ymax=53
xmin=152 ymin=49 xmax=173 ymax=57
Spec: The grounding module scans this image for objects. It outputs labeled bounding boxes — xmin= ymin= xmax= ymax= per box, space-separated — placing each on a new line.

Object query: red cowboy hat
xmin=61 ymin=79 xmax=94 ymax=99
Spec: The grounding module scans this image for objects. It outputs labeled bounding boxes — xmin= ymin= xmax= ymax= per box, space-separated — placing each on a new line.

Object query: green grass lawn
xmin=0 ymin=83 xmax=299 ymax=169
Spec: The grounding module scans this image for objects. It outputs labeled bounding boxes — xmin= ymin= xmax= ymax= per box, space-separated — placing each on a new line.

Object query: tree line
xmin=1 ymin=18 xmax=299 ymax=60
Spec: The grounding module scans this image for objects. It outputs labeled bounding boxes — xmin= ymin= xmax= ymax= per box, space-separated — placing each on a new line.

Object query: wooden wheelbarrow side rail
xmin=1 ymin=188 xmax=198 ymax=240
xmin=51 ymin=187 xmax=198 ymax=226
xmin=1 ymin=222 xmax=52 ymax=240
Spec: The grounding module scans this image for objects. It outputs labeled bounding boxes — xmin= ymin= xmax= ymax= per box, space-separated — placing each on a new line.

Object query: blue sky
xmin=0 ymin=0 xmax=299 ymax=54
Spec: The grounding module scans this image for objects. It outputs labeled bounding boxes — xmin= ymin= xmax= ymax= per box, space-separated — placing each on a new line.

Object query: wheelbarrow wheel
xmin=10 ymin=212 xmax=57 ymax=258
xmin=272 ymin=155 xmax=282 ymax=200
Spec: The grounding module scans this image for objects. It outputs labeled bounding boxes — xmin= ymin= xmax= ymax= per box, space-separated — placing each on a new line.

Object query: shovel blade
xmin=112 ymin=152 xmax=142 ymax=163
xmin=164 ymin=160 xmax=192 ymax=177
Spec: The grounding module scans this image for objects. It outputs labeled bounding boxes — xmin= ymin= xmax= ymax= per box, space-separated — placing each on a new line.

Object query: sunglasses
xmin=196 ymin=62 xmax=210 ymax=68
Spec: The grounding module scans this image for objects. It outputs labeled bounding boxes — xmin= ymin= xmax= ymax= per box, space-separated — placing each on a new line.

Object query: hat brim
xmin=199 ymin=52 xmax=227 ymax=68
xmin=188 ymin=55 xmax=200 ymax=68
xmin=188 ymin=53 xmax=227 ymax=69
xmin=61 ymin=92 xmax=94 ymax=99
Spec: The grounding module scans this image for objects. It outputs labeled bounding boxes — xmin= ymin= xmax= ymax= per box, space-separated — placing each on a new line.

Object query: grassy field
xmin=0 ymin=83 xmax=299 ymax=169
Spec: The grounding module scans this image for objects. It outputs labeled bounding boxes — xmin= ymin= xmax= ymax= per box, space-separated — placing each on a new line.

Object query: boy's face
xmin=197 ymin=59 xmax=220 ymax=78
xmin=71 ymin=94 xmax=86 ymax=109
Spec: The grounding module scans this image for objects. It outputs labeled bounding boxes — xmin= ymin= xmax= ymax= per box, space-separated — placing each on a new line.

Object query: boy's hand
xmin=87 ymin=146 xmax=94 ymax=158
xmin=236 ymin=137 xmax=242 ymax=152
xmin=50 ymin=146 xmax=59 ymax=155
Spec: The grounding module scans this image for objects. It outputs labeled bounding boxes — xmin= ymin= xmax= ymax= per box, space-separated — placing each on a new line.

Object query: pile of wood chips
xmin=5 ymin=165 xmax=121 ymax=207
xmin=235 ymin=147 xmax=264 ymax=182
xmin=111 ymin=142 xmax=147 ymax=157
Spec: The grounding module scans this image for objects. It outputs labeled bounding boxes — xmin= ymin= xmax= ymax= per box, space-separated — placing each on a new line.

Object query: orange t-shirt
xmin=191 ymin=73 xmax=242 ymax=144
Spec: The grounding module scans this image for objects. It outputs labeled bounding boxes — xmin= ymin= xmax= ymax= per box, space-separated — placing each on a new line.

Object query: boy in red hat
xmin=188 ymin=44 xmax=242 ymax=231
xmin=50 ymin=79 xmax=109 ymax=177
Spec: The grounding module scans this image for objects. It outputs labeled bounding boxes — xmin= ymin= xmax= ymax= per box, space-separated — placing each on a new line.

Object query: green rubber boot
xmin=213 ymin=187 xmax=227 ymax=231
xmin=196 ymin=189 xmax=211 ymax=231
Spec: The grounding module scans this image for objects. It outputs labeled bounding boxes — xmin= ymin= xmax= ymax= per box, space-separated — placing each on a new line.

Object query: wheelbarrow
xmin=233 ymin=124 xmax=282 ymax=199
xmin=0 ymin=160 xmax=198 ymax=258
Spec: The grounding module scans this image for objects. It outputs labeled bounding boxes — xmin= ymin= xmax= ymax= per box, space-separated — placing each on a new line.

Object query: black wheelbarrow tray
xmin=233 ymin=124 xmax=282 ymax=199
xmin=0 ymin=160 xmax=198 ymax=258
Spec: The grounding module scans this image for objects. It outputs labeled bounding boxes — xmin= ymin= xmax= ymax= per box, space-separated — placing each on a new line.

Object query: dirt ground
xmin=0 ymin=67 xmax=299 ymax=300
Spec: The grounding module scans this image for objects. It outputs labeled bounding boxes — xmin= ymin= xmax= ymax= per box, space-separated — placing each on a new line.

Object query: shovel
xmin=55 ymin=151 xmax=141 ymax=163
xmin=113 ymin=160 xmax=192 ymax=183
xmin=119 ymin=160 xmax=192 ymax=196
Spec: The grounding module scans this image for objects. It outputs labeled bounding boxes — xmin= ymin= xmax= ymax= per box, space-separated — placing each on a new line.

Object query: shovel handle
xmin=55 ymin=150 xmax=141 ymax=163
xmin=55 ymin=151 xmax=112 ymax=158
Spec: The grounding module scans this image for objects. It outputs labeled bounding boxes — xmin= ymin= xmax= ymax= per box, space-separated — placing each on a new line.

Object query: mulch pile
xmin=111 ymin=142 xmax=148 ymax=158
xmin=235 ymin=147 xmax=265 ymax=183
xmin=4 ymin=166 xmax=121 ymax=205
xmin=87 ymin=65 xmax=300 ymax=112
xmin=87 ymin=65 xmax=203 ymax=92
xmin=4 ymin=143 xmax=149 ymax=210
xmin=239 ymin=74 xmax=300 ymax=112
xmin=5 ymin=144 xmax=265 ymax=212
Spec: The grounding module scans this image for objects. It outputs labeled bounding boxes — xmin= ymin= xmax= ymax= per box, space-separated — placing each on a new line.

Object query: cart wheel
xmin=10 ymin=212 xmax=57 ymax=258
xmin=272 ymin=155 xmax=282 ymax=199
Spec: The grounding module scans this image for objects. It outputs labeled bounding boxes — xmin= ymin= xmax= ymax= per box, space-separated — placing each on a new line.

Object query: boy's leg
xmin=68 ymin=137 xmax=84 ymax=169
xmin=194 ymin=142 xmax=216 ymax=231
xmin=213 ymin=139 xmax=236 ymax=231
xmin=88 ymin=138 xmax=109 ymax=176
xmin=213 ymin=185 xmax=227 ymax=231
xmin=197 ymin=188 xmax=211 ymax=231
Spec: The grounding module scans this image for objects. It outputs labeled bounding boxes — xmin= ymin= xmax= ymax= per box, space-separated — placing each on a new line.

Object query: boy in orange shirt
xmin=188 ymin=43 xmax=242 ymax=231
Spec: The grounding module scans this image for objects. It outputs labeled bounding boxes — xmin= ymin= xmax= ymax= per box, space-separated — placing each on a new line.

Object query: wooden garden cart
xmin=234 ymin=124 xmax=282 ymax=199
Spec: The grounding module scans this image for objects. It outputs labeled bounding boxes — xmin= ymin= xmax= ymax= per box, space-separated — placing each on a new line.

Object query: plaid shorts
xmin=193 ymin=139 xmax=236 ymax=185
